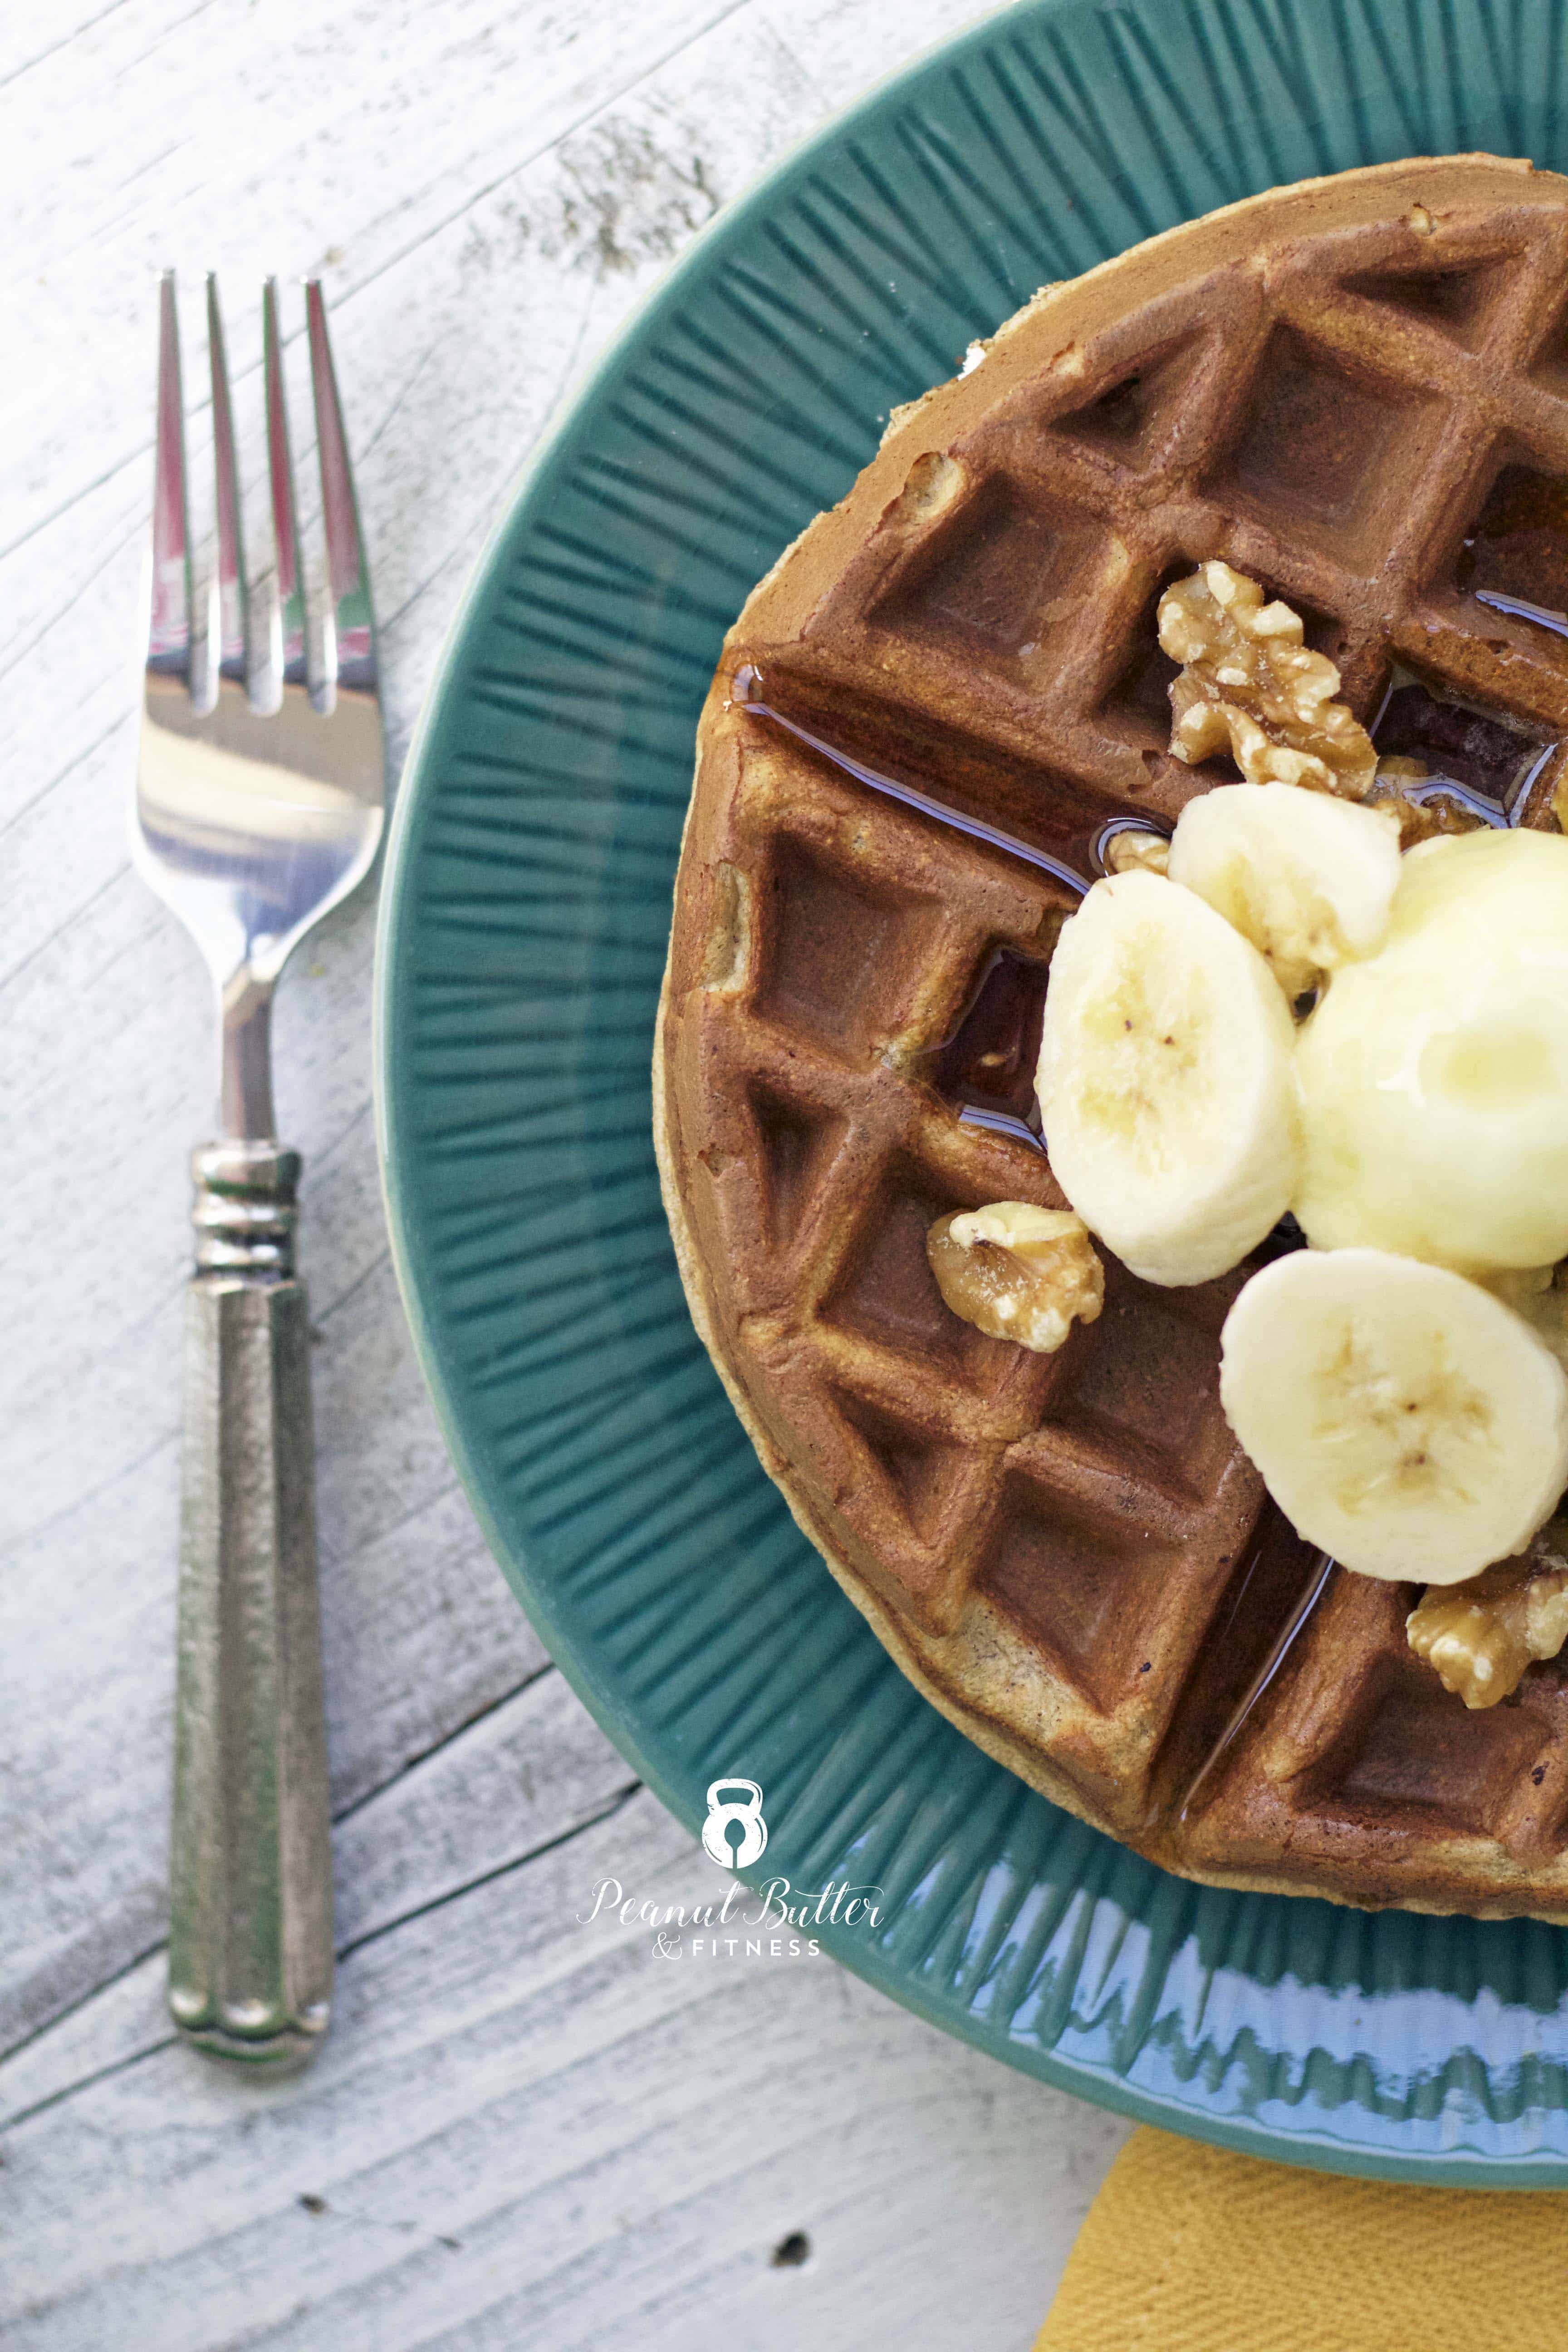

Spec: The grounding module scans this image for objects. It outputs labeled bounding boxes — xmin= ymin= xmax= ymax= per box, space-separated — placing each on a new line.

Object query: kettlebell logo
xmin=702 ymin=1778 xmax=768 ymax=1870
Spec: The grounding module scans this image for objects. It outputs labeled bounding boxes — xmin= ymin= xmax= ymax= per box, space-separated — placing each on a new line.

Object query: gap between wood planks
xmin=0 ymin=1783 xmax=643 ymax=2134
xmin=0 ymin=1654 xmax=629 ymax=2059
xmin=0 ymin=1663 xmax=643 ymax=2130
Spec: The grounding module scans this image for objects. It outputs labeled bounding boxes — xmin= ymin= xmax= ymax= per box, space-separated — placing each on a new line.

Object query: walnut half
xmin=927 ymin=1203 xmax=1103 ymax=1354
xmin=1157 ymin=562 xmax=1377 ymax=797
xmin=1407 ymin=1530 xmax=1568 ymax=1708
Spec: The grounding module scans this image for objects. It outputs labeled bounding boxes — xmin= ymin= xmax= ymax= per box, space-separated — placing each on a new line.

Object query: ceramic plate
xmin=378 ymin=0 xmax=1568 ymax=2182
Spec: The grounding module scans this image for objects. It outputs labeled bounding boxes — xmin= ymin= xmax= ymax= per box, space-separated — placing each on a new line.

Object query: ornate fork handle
xmin=167 ymin=1140 xmax=332 ymax=2067
xmin=138 ymin=273 xmax=380 ymax=2069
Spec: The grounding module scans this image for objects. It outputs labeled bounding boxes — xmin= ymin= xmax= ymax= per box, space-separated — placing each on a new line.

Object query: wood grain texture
xmin=0 ymin=0 xmax=1131 ymax=2339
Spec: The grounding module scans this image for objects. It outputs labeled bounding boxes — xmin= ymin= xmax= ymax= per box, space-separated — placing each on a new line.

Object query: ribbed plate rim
xmin=376 ymin=0 xmax=1568 ymax=2186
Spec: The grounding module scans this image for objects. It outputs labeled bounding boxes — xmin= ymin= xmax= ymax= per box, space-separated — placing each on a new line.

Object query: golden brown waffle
xmin=655 ymin=155 xmax=1568 ymax=1917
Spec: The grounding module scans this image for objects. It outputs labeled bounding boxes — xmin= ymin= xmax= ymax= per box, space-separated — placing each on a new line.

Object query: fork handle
xmin=167 ymin=1141 xmax=333 ymax=2067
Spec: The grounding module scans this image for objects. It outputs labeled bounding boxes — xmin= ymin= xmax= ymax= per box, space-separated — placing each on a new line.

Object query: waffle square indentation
xmin=745 ymin=1083 xmax=845 ymax=1256
xmin=976 ymin=1476 xmax=1179 ymax=1711
xmin=1331 ymin=1652 xmax=1555 ymax=1838
xmin=815 ymin=1153 xmax=1060 ymax=1412
xmin=1344 ymin=252 xmax=1519 ymax=353
xmin=1454 ymin=458 xmax=1568 ymax=631
xmin=1050 ymin=333 xmax=1203 ymax=470
xmin=872 ymin=478 xmax=1107 ymax=674
xmin=1208 ymin=323 xmax=1445 ymax=573
xmin=750 ymin=838 xmax=942 ymax=1066
xmin=1041 ymin=1262 xmax=1232 ymax=1499
xmin=834 ymin=1390 xmax=978 ymax=1549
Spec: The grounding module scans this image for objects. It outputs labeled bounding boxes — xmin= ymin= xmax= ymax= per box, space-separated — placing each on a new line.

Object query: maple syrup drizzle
xmin=730 ymin=665 xmax=1093 ymax=897
xmin=923 ymin=946 xmax=1051 ymax=1155
xmin=1475 ymin=589 xmax=1568 ymax=643
xmin=1370 ymin=665 xmax=1558 ymax=827
xmin=1176 ymin=1549 xmax=1335 ymax=1822
xmin=956 ymin=1107 xmax=1045 ymax=1150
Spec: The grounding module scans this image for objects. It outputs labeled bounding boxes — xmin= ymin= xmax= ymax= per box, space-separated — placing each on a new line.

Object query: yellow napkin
xmin=1036 ymin=2124 xmax=1568 ymax=2351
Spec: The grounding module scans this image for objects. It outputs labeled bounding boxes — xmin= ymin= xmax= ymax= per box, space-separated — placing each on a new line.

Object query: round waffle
xmin=655 ymin=155 xmax=1568 ymax=1918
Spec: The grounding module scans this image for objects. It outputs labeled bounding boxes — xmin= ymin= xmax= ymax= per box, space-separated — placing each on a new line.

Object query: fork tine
xmin=262 ymin=278 xmax=308 ymax=691
xmin=148 ymin=271 xmax=192 ymax=676
xmin=305 ymin=279 xmax=376 ymax=697
xmin=206 ymin=275 xmax=248 ymax=684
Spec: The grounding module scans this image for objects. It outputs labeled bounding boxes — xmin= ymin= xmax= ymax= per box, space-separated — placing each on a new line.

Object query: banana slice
xmin=1036 ymin=870 xmax=1300 ymax=1286
xmin=1220 ymin=1248 xmax=1568 ymax=1584
xmin=1294 ymin=829 xmax=1568 ymax=1270
xmin=1166 ymin=781 xmax=1401 ymax=1001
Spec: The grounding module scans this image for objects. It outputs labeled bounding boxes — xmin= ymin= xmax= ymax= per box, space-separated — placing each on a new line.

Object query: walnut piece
xmin=1407 ymin=1526 xmax=1568 ymax=1708
xmin=1364 ymin=757 xmax=1488 ymax=848
xmin=1102 ymin=827 xmax=1170 ymax=877
xmin=1157 ymin=562 xmax=1377 ymax=797
xmin=927 ymin=1203 xmax=1103 ymax=1354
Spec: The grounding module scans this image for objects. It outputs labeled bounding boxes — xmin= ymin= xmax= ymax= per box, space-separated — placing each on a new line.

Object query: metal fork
xmin=135 ymin=271 xmax=384 ymax=2068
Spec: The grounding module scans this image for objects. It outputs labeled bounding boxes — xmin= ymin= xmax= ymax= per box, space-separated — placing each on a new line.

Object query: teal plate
xmin=378 ymin=0 xmax=1568 ymax=2183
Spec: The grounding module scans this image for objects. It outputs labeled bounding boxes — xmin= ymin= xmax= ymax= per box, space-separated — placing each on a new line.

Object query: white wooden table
xmin=0 ymin=4 xmax=1131 ymax=2340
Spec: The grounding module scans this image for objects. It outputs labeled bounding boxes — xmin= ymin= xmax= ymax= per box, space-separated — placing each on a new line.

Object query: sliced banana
xmin=1036 ymin=870 xmax=1300 ymax=1286
xmin=1220 ymin=1247 xmax=1568 ymax=1584
xmin=1294 ymin=828 xmax=1568 ymax=1271
xmin=1483 ymin=1264 xmax=1568 ymax=1371
xmin=1166 ymin=781 xmax=1401 ymax=1001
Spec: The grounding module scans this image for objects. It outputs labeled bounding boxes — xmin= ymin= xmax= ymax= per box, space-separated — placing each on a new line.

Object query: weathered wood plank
xmin=2 ymin=0 xmax=1131 ymax=2338
xmin=0 ymin=1662 xmax=637 ymax=2127
xmin=1 ymin=1795 xmax=1130 ymax=2351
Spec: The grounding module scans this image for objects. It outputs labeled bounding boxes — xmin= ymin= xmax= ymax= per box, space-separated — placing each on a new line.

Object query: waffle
xmin=655 ymin=156 xmax=1568 ymax=1918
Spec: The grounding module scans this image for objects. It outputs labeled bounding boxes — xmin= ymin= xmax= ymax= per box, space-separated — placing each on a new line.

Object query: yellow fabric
xmin=1036 ymin=2124 xmax=1568 ymax=2352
